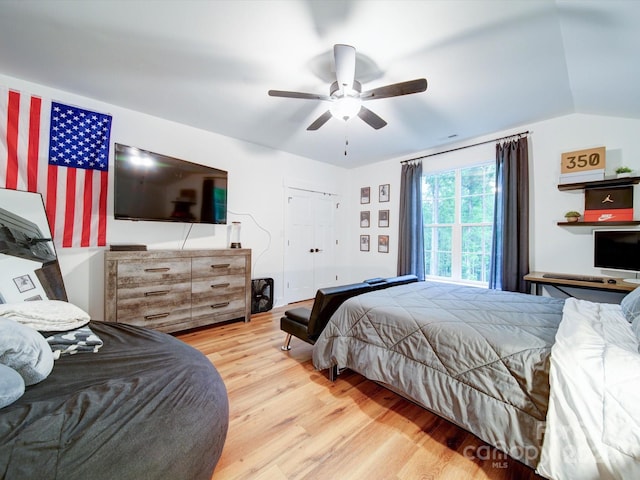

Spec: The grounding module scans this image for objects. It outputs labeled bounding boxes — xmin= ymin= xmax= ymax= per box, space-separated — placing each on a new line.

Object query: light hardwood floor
xmin=176 ymin=303 xmax=544 ymax=480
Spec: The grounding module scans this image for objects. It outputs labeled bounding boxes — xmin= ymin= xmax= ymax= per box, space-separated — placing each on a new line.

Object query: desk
xmin=525 ymin=272 xmax=637 ymax=296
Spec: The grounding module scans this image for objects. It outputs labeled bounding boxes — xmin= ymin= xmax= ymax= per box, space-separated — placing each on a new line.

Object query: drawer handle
xmin=211 ymin=264 xmax=230 ymax=269
xmin=145 ymin=312 xmax=170 ymax=320
xmin=211 ymin=302 xmax=230 ymax=309
xmin=144 ymin=267 xmax=170 ymax=273
xmin=144 ymin=290 xmax=170 ymax=297
xmin=210 ymin=283 xmax=230 ymax=289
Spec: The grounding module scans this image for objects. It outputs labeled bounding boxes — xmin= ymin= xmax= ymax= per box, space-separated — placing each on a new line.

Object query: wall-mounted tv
xmin=594 ymin=229 xmax=640 ymax=281
xmin=114 ymin=143 xmax=227 ymax=224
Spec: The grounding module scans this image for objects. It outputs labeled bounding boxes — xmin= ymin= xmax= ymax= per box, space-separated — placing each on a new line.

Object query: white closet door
xmin=312 ymin=193 xmax=337 ymax=290
xmin=284 ymin=187 xmax=337 ymax=303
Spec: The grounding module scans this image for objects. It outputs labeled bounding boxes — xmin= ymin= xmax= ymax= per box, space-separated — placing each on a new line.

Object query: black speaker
xmin=251 ymin=278 xmax=274 ymax=314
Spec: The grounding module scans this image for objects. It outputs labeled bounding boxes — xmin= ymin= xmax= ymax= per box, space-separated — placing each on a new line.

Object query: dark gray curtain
xmin=489 ymin=137 xmax=529 ymax=293
xmin=398 ymin=161 xmax=425 ymax=279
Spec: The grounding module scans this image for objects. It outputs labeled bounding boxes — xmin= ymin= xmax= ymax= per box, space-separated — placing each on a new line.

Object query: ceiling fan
xmin=268 ymin=44 xmax=428 ymax=131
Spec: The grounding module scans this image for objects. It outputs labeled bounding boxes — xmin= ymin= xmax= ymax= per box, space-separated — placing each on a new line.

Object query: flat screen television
xmin=594 ymin=229 xmax=640 ymax=283
xmin=114 ymin=143 xmax=227 ymax=224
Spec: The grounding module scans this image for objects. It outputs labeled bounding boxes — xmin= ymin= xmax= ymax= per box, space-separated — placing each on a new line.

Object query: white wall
xmin=347 ymin=113 xmax=640 ymax=295
xmin=1 ymin=74 xmax=349 ymax=318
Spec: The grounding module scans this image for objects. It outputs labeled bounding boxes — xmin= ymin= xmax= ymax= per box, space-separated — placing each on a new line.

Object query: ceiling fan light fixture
xmin=269 ymin=44 xmax=426 ymax=130
xmin=329 ymin=95 xmax=362 ymax=121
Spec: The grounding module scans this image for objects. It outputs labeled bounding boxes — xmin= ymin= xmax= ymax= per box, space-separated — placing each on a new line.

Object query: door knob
xmin=309 ymin=249 xmax=314 ymax=253
xmin=315 ymin=248 xmax=322 ymax=252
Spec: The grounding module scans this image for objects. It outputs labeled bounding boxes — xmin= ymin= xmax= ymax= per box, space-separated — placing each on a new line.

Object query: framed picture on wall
xmin=360 ymin=211 xmax=370 ymax=228
xmin=360 ymin=235 xmax=370 ymax=252
xmin=13 ymin=274 xmax=35 ymax=293
xmin=378 ymin=210 xmax=389 ymax=228
xmin=360 ymin=187 xmax=370 ymax=204
xmin=379 ymin=184 xmax=390 ymax=202
xmin=378 ymin=235 xmax=389 ymax=253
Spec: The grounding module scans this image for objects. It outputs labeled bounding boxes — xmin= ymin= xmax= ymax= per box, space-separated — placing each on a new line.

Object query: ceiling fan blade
xmin=358 ymin=106 xmax=387 ymax=130
xmin=307 ymin=110 xmax=333 ymax=131
xmin=334 ymin=44 xmax=356 ymax=92
xmin=360 ymin=78 xmax=428 ymax=100
xmin=268 ymin=90 xmax=330 ymax=101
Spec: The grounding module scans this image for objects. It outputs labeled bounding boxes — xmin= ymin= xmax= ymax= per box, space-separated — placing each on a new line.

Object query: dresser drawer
xmin=117 ymin=258 xmax=190 ymax=286
xmin=118 ymin=307 xmax=192 ymax=333
xmin=192 ymin=255 xmax=246 ymax=279
xmin=191 ymin=295 xmax=246 ymax=325
xmin=117 ymin=281 xmax=191 ymax=301
xmin=191 ymin=275 xmax=245 ymax=303
xmin=116 ymin=282 xmax=191 ymax=322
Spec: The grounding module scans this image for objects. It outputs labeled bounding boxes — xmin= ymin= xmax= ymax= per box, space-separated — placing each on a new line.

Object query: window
xmin=422 ymin=162 xmax=495 ymax=284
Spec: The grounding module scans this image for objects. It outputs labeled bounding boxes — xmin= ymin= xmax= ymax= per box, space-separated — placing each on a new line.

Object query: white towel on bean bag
xmin=0 ymin=300 xmax=90 ymax=331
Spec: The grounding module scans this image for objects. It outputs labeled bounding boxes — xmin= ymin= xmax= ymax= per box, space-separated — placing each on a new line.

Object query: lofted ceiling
xmin=0 ymin=0 xmax=639 ymax=168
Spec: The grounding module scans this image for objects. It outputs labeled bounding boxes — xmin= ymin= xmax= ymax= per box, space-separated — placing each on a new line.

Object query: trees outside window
xmin=422 ymin=163 xmax=495 ymax=284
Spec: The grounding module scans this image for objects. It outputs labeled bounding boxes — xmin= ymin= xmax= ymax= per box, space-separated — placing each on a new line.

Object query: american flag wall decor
xmin=0 ymin=86 xmax=113 ymax=248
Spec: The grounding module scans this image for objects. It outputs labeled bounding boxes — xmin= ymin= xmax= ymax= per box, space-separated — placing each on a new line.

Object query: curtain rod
xmin=400 ymin=130 xmax=530 ymax=164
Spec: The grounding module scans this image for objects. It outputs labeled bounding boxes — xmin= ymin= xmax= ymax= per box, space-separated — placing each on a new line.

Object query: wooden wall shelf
xmin=557 ymin=176 xmax=640 ymax=191
xmin=557 ymin=221 xmax=640 ymax=226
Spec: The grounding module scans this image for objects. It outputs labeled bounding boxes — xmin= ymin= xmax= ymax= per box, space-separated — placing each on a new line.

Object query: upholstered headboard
xmin=0 ymin=188 xmax=67 ymax=303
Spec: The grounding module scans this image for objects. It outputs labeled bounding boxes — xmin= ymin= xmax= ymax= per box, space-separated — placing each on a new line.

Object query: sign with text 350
xmin=561 ymin=146 xmax=605 ymax=174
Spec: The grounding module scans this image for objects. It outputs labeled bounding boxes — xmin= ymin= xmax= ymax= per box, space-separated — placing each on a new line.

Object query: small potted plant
xmin=564 ymin=211 xmax=581 ymax=223
xmin=616 ymin=166 xmax=633 ymax=178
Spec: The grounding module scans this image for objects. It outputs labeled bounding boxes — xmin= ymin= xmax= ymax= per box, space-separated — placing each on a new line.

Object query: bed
xmin=0 ymin=187 xmax=229 ymax=479
xmin=312 ymin=280 xmax=640 ymax=479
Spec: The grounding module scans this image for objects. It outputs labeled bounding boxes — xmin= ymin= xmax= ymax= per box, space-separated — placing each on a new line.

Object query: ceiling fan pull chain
xmin=344 ymin=125 xmax=349 ymax=156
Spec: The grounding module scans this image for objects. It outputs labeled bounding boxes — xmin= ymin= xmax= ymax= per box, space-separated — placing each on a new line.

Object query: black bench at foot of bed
xmin=0 ymin=321 xmax=228 ymax=480
xmin=280 ymin=275 xmax=418 ymax=351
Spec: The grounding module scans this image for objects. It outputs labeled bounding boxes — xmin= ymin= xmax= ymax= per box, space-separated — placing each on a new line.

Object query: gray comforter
xmin=312 ymin=281 xmax=564 ymax=467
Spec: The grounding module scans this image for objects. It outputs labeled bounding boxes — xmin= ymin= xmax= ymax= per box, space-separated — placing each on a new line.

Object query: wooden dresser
xmin=105 ymin=249 xmax=251 ymax=333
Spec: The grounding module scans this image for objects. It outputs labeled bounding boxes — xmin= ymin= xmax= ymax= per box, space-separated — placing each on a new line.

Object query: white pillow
xmin=621 ymin=287 xmax=640 ymax=324
xmin=632 ymin=316 xmax=640 ymax=352
xmin=0 ymin=318 xmax=54 ymax=386
xmin=0 ymin=300 xmax=90 ymax=331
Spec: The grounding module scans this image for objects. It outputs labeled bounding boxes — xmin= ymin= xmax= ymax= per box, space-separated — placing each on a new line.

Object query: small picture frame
xmin=13 ymin=274 xmax=35 ymax=293
xmin=360 ymin=187 xmax=370 ymax=204
xmin=378 ymin=210 xmax=389 ymax=228
xmin=360 ymin=211 xmax=370 ymax=228
xmin=379 ymin=184 xmax=390 ymax=203
xmin=360 ymin=235 xmax=370 ymax=252
xmin=378 ymin=235 xmax=389 ymax=253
